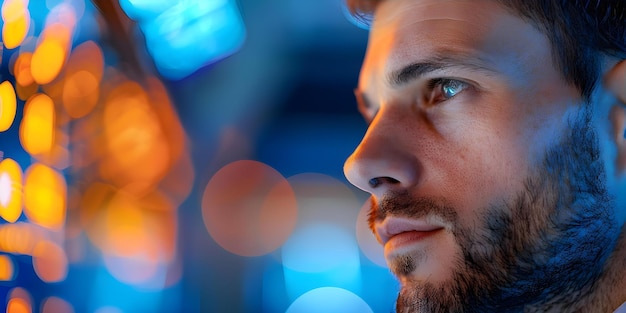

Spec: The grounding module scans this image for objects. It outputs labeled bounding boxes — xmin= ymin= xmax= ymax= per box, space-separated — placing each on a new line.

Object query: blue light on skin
xmin=285 ymin=287 xmax=374 ymax=313
xmin=119 ymin=0 xmax=246 ymax=80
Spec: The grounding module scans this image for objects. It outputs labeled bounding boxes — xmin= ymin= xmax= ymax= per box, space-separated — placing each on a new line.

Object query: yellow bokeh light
xmin=0 ymin=81 xmax=17 ymax=132
xmin=1 ymin=0 xmax=28 ymax=22
xmin=31 ymin=38 xmax=66 ymax=84
xmin=0 ymin=254 xmax=15 ymax=280
xmin=0 ymin=158 xmax=23 ymax=223
xmin=23 ymin=163 xmax=66 ymax=230
xmin=20 ymin=93 xmax=55 ymax=155
xmin=32 ymin=240 xmax=68 ymax=282
xmin=2 ymin=10 xmax=30 ymax=49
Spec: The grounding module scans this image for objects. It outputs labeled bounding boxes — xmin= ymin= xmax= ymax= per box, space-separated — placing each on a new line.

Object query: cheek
xmin=427 ymin=109 xmax=536 ymax=217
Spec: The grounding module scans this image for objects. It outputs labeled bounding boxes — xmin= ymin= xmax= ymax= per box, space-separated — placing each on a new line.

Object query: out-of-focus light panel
xmin=119 ymin=0 xmax=246 ymax=80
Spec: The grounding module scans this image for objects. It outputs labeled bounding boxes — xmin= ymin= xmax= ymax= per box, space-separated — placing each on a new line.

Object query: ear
xmin=604 ymin=60 xmax=626 ymax=174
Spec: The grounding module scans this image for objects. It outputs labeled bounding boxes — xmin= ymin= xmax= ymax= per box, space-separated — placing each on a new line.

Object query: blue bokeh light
xmin=285 ymin=287 xmax=374 ymax=313
xmin=281 ymin=223 xmax=362 ymax=300
xmin=120 ymin=0 xmax=246 ymax=79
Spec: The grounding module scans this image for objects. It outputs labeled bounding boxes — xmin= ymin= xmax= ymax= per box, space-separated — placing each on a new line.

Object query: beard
xmin=369 ymin=107 xmax=619 ymax=312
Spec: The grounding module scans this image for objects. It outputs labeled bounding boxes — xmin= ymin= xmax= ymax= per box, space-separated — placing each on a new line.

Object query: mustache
xmin=368 ymin=191 xmax=458 ymax=233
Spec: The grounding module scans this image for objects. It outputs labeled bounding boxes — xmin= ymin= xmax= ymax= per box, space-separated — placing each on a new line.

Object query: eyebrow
xmin=354 ymin=51 xmax=496 ymax=114
xmin=388 ymin=52 xmax=495 ymax=88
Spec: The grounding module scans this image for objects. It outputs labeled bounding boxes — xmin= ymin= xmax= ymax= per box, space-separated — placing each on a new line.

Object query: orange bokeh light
xmin=6 ymin=298 xmax=30 ymax=313
xmin=32 ymin=240 xmax=68 ymax=282
xmin=62 ymin=40 xmax=104 ymax=118
xmin=23 ymin=163 xmax=66 ymax=230
xmin=41 ymin=297 xmax=74 ymax=313
xmin=62 ymin=70 xmax=99 ymax=118
xmin=0 ymin=222 xmax=46 ymax=255
xmin=102 ymin=81 xmax=170 ymax=193
xmin=0 ymin=157 xmax=23 ymax=223
xmin=0 ymin=254 xmax=15 ymax=280
xmin=0 ymin=81 xmax=17 ymax=132
xmin=14 ymin=52 xmax=33 ymax=86
xmin=15 ymin=81 xmax=37 ymax=101
xmin=202 ymin=160 xmax=298 ymax=257
xmin=6 ymin=287 xmax=32 ymax=313
xmin=20 ymin=93 xmax=55 ymax=155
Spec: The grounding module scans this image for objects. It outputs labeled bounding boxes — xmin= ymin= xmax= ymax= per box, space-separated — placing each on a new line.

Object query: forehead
xmin=360 ymin=0 xmax=552 ymax=91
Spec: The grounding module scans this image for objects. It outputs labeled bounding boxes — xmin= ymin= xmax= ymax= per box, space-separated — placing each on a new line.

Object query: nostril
xmin=368 ymin=177 xmax=401 ymax=188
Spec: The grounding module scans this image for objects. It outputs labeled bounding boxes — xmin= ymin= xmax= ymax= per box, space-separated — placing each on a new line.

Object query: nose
xmin=343 ymin=108 xmax=421 ymax=197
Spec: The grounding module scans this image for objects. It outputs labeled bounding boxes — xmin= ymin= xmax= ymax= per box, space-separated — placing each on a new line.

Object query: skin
xmin=343 ymin=0 xmax=626 ymax=311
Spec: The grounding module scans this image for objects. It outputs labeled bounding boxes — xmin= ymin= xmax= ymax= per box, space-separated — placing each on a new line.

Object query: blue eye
xmin=442 ymin=80 xmax=464 ymax=98
xmin=427 ymin=78 xmax=468 ymax=102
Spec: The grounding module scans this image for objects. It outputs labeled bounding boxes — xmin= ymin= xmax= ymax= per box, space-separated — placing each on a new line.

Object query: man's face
xmin=344 ymin=0 xmax=620 ymax=311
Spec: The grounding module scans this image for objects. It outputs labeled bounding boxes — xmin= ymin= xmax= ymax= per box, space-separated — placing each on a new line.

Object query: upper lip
xmin=375 ymin=216 xmax=445 ymax=245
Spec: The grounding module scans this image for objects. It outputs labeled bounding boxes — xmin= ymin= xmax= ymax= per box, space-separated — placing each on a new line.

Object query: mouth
xmin=376 ymin=217 xmax=445 ymax=251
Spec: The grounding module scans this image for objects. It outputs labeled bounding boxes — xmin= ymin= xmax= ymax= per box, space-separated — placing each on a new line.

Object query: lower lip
xmin=385 ymin=229 xmax=442 ymax=251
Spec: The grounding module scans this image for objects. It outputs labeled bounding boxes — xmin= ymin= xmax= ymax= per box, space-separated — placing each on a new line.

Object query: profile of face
xmin=343 ymin=0 xmax=626 ymax=311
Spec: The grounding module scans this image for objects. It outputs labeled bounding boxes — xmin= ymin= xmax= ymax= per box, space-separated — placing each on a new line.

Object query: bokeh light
xmin=0 ymin=81 xmax=17 ymax=132
xmin=32 ymin=240 xmax=68 ymax=282
xmin=41 ymin=296 xmax=74 ymax=313
xmin=0 ymin=222 xmax=47 ymax=255
xmin=19 ymin=93 xmax=56 ymax=156
xmin=14 ymin=52 xmax=34 ymax=86
xmin=6 ymin=287 xmax=32 ymax=313
xmin=122 ymin=0 xmax=246 ymax=79
xmin=279 ymin=173 xmax=364 ymax=301
xmin=103 ymin=253 xmax=160 ymax=287
xmin=1 ymin=0 xmax=30 ymax=49
xmin=0 ymin=157 xmax=23 ymax=223
xmin=0 ymin=254 xmax=15 ymax=280
xmin=23 ymin=163 xmax=66 ymax=230
xmin=282 ymin=223 xmax=360 ymax=274
xmin=102 ymin=81 xmax=170 ymax=194
xmin=31 ymin=13 xmax=75 ymax=84
xmin=202 ymin=160 xmax=298 ymax=257
xmin=281 ymin=223 xmax=362 ymax=300
xmin=285 ymin=287 xmax=374 ymax=313
xmin=7 ymin=298 xmax=31 ymax=313
xmin=61 ymin=40 xmax=103 ymax=118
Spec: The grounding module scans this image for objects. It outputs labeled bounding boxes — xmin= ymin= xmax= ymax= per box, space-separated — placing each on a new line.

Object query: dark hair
xmin=346 ymin=0 xmax=626 ymax=101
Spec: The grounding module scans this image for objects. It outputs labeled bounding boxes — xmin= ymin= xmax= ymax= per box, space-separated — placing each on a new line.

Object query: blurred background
xmin=0 ymin=0 xmax=400 ymax=312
